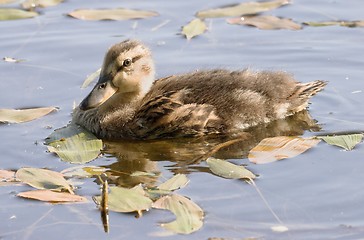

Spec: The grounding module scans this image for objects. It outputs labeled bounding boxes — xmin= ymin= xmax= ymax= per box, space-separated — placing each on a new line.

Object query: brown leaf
xmin=17 ymin=190 xmax=88 ymax=203
xmin=68 ymin=8 xmax=158 ymax=21
xmin=0 ymin=169 xmax=15 ymax=181
xmin=196 ymin=0 xmax=290 ymax=18
xmin=227 ymin=15 xmax=302 ymax=30
xmin=248 ymin=136 xmax=320 ymax=164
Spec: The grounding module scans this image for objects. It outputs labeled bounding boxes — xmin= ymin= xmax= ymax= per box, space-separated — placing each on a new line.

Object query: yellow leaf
xmin=182 ymin=19 xmax=207 ymax=40
xmin=196 ymin=0 xmax=290 ymax=18
xmin=227 ymin=15 xmax=302 ymax=30
xmin=0 ymin=8 xmax=38 ymax=20
xmin=0 ymin=107 xmax=56 ymax=123
xmin=248 ymin=136 xmax=320 ymax=164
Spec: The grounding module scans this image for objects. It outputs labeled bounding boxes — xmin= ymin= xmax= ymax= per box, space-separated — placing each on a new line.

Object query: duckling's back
xmin=128 ymin=69 xmax=326 ymax=139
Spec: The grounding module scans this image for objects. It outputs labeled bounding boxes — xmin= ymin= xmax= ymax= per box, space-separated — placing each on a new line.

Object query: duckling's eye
xmin=122 ymin=58 xmax=132 ymax=67
xmin=98 ymin=83 xmax=107 ymax=89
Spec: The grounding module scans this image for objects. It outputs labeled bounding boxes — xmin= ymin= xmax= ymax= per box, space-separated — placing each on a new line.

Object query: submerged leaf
xmin=81 ymin=68 xmax=101 ymax=89
xmin=17 ymin=189 xmax=87 ymax=203
xmin=61 ymin=166 xmax=106 ymax=178
xmin=248 ymin=136 xmax=320 ymax=164
xmin=21 ymin=0 xmax=63 ymax=9
xmin=158 ymin=174 xmax=189 ymax=191
xmin=16 ymin=168 xmax=73 ymax=193
xmin=196 ymin=0 xmax=290 ymax=18
xmin=46 ymin=124 xmax=102 ymax=164
xmin=0 ymin=8 xmax=38 ymax=20
xmin=68 ymin=8 xmax=158 ymax=21
xmin=227 ymin=15 xmax=302 ymax=30
xmin=182 ymin=19 xmax=207 ymax=40
xmin=152 ymin=194 xmax=204 ymax=234
xmin=0 ymin=107 xmax=56 ymax=123
xmin=304 ymin=20 xmax=364 ymax=28
xmin=94 ymin=185 xmax=152 ymax=213
xmin=317 ymin=134 xmax=363 ymax=151
xmin=206 ymin=157 xmax=255 ymax=179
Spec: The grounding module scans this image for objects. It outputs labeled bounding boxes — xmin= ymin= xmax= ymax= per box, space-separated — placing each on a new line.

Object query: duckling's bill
xmin=80 ymin=79 xmax=117 ymax=110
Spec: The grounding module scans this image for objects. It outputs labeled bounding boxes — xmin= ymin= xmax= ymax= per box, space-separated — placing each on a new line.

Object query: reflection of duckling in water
xmin=73 ymin=40 xmax=326 ymax=140
xmin=101 ymin=109 xmax=322 ymax=186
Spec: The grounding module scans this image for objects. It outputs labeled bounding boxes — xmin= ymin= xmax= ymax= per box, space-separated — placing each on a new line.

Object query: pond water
xmin=1 ymin=0 xmax=364 ymax=239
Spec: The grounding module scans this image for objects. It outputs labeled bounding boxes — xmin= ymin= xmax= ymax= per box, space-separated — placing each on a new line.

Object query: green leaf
xmin=68 ymin=8 xmax=158 ymax=21
xmin=227 ymin=15 xmax=302 ymax=30
xmin=46 ymin=124 xmax=102 ymax=164
xmin=17 ymin=189 xmax=87 ymax=203
xmin=21 ymin=0 xmax=63 ymax=9
xmin=0 ymin=8 xmax=38 ymax=20
xmin=16 ymin=168 xmax=73 ymax=193
xmin=158 ymin=174 xmax=189 ymax=191
xmin=317 ymin=134 xmax=363 ymax=151
xmin=206 ymin=157 xmax=255 ymax=179
xmin=182 ymin=18 xmax=207 ymax=40
xmin=81 ymin=68 xmax=101 ymax=89
xmin=94 ymin=185 xmax=152 ymax=213
xmin=152 ymin=194 xmax=204 ymax=234
xmin=304 ymin=20 xmax=364 ymax=28
xmin=248 ymin=136 xmax=320 ymax=164
xmin=196 ymin=0 xmax=290 ymax=18
xmin=0 ymin=107 xmax=56 ymax=123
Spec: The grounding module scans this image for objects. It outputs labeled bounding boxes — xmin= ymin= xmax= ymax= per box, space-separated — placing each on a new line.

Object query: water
xmin=1 ymin=0 xmax=364 ymax=239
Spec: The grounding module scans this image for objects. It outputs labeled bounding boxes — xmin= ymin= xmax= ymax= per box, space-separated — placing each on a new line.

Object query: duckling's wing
xmin=128 ymin=90 xmax=224 ymax=139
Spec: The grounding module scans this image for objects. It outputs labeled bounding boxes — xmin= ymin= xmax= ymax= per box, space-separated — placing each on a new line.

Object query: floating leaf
xmin=196 ymin=0 xmax=290 ymax=18
xmin=0 ymin=107 xmax=56 ymax=123
xmin=182 ymin=19 xmax=207 ymax=40
xmin=0 ymin=8 xmax=38 ymax=20
xmin=94 ymin=185 xmax=152 ymax=213
xmin=206 ymin=157 xmax=255 ymax=179
xmin=61 ymin=166 xmax=106 ymax=178
xmin=0 ymin=169 xmax=15 ymax=181
xmin=152 ymin=194 xmax=204 ymax=234
xmin=3 ymin=57 xmax=25 ymax=63
xmin=68 ymin=8 xmax=158 ymax=21
xmin=304 ymin=20 xmax=364 ymax=28
xmin=81 ymin=68 xmax=101 ymax=89
xmin=0 ymin=0 xmax=18 ymax=4
xmin=46 ymin=124 xmax=102 ymax=164
xmin=317 ymin=134 xmax=363 ymax=151
xmin=21 ymin=0 xmax=63 ymax=9
xmin=17 ymin=190 xmax=87 ymax=203
xmin=248 ymin=136 xmax=320 ymax=164
xmin=16 ymin=168 xmax=73 ymax=193
xmin=158 ymin=174 xmax=189 ymax=191
xmin=227 ymin=15 xmax=302 ymax=30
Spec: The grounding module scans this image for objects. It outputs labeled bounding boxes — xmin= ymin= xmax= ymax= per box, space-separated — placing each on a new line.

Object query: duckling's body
xmin=73 ymin=40 xmax=326 ymax=140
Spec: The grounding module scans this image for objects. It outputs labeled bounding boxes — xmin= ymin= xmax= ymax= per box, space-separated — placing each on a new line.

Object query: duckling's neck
xmin=73 ymin=91 xmax=143 ymax=139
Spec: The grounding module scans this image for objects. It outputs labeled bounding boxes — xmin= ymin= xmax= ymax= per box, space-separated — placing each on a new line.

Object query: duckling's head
xmin=80 ymin=40 xmax=155 ymax=110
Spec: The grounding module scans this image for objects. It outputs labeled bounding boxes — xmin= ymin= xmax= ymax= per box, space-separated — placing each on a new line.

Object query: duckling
xmin=73 ymin=39 xmax=326 ymax=140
